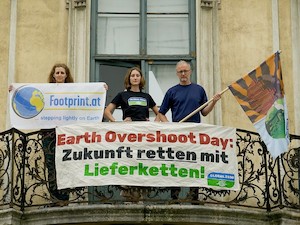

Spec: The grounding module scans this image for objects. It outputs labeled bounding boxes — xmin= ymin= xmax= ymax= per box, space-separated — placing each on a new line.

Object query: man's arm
xmin=158 ymin=113 xmax=169 ymax=122
xmin=201 ymin=93 xmax=221 ymax=116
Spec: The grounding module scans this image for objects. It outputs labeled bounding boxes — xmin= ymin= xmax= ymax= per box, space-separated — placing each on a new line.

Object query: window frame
xmin=90 ymin=0 xmax=196 ymax=87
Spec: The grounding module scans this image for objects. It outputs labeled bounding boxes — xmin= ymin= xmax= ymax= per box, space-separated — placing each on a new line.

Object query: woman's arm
xmin=151 ymin=105 xmax=161 ymax=122
xmin=104 ymin=103 xmax=117 ymax=122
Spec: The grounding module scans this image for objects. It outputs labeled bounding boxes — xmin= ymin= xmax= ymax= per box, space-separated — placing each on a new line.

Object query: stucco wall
xmin=0 ymin=1 xmax=10 ymax=131
xmin=278 ymin=0 xmax=294 ymax=134
xmin=0 ymin=0 xmax=297 ymax=135
xmin=218 ymin=0 xmax=295 ymax=133
xmin=0 ymin=0 xmax=69 ymax=131
xmin=15 ymin=0 xmax=69 ymax=83
xmin=219 ymin=0 xmax=273 ymax=131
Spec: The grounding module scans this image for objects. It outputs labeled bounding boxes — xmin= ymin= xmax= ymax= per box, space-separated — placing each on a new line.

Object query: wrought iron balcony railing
xmin=0 ymin=128 xmax=299 ymax=211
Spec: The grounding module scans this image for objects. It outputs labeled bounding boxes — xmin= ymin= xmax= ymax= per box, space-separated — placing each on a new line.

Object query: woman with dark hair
xmin=47 ymin=63 xmax=74 ymax=83
xmin=8 ymin=63 xmax=74 ymax=91
xmin=44 ymin=63 xmax=74 ymax=206
xmin=104 ymin=67 xmax=159 ymax=202
xmin=9 ymin=63 xmax=108 ymax=206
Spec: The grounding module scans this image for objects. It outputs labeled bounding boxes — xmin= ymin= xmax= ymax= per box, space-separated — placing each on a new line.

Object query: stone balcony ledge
xmin=1 ymin=204 xmax=300 ymax=225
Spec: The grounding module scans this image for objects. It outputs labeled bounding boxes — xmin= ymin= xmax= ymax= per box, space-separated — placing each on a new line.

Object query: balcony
xmin=0 ymin=128 xmax=299 ymax=225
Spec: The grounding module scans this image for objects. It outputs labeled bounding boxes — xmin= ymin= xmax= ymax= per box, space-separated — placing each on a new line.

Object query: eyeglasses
xmin=176 ymin=70 xmax=190 ymax=74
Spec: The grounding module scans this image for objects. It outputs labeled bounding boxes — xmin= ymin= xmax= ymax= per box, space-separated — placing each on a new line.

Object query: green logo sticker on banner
xmin=207 ymin=172 xmax=235 ymax=188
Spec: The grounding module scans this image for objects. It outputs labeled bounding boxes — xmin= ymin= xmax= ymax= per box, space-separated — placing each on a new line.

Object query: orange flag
xmin=228 ymin=52 xmax=289 ymax=158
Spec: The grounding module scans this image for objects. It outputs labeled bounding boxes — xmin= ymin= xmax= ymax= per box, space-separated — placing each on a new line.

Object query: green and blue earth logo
xmin=207 ymin=172 xmax=235 ymax=188
xmin=12 ymin=86 xmax=45 ymax=119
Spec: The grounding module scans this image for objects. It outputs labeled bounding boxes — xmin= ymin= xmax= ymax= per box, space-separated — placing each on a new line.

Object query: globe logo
xmin=12 ymin=86 xmax=45 ymax=119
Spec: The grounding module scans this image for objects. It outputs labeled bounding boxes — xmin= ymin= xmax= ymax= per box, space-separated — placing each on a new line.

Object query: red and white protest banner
xmin=55 ymin=122 xmax=239 ymax=190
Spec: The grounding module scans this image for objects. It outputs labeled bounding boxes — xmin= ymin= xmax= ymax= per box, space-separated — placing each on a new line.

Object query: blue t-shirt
xmin=159 ymin=83 xmax=207 ymax=123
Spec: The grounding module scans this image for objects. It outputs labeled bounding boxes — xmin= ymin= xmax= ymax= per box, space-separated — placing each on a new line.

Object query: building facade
xmin=1 ymin=0 xmax=299 ymax=134
xmin=0 ymin=0 xmax=300 ymax=224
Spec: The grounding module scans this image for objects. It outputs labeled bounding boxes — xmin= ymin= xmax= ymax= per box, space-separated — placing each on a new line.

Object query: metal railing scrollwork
xmin=0 ymin=128 xmax=299 ymax=211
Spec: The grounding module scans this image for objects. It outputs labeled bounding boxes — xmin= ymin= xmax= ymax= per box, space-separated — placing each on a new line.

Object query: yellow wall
xmin=0 ymin=0 xmax=69 ymax=131
xmin=0 ymin=1 xmax=10 ymax=131
xmin=278 ymin=0 xmax=294 ymax=134
xmin=219 ymin=0 xmax=272 ymax=131
xmin=219 ymin=0 xmax=295 ymax=133
xmin=15 ymin=0 xmax=69 ymax=82
xmin=0 ymin=0 xmax=297 ymax=135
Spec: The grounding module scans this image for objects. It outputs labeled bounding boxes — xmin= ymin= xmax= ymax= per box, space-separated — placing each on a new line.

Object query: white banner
xmin=9 ymin=83 xmax=106 ymax=129
xmin=55 ymin=122 xmax=239 ymax=191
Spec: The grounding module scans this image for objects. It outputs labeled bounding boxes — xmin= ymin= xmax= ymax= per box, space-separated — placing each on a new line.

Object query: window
xmin=147 ymin=0 xmax=189 ymax=55
xmin=96 ymin=0 xmax=139 ymax=54
xmin=90 ymin=0 xmax=196 ymax=121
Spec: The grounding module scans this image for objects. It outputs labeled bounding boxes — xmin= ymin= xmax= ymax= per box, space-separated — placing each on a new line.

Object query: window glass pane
xmin=99 ymin=63 xmax=139 ymax=121
xmin=100 ymin=65 xmax=128 ymax=105
xmin=97 ymin=15 xmax=139 ymax=54
xmin=149 ymin=64 xmax=178 ymax=103
xmin=98 ymin=0 xmax=139 ymax=13
xmin=147 ymin=16 xmax=189 ymax=55
xmin=148 ymin=64 xmax=178 ymax=121
xmin=147 ymin=0 xmax=188 ymax=13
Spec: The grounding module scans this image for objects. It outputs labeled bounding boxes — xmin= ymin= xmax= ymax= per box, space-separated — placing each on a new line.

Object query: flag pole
xmin=179 ymin=87 xmax=230 ymax=123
